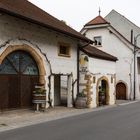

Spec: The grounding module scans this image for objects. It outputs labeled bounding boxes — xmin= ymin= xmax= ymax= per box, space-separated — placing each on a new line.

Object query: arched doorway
xmin=0 ymin=50 xmax=39 ymax=110
xmin=116 ymin=82 xmax=126 ymax=100
xmin=96 ymin=77 xmax=109 ymax=106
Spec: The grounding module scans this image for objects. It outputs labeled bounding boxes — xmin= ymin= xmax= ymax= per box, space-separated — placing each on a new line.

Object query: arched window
xmin=0 ymin=51 xmax=39 ymax=75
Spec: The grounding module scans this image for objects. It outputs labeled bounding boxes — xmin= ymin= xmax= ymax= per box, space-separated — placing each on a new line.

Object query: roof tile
xmin=0 ymin=0 xmax=91 ymax=43
xmin=81 ymin=45 xmax=117 ymax=61
xmin=85 ymin=16 xmax=110 ymax=26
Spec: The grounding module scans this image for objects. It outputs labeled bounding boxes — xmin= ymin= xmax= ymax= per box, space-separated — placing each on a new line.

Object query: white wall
xmin=84 ymin=27 xmax=135 ymax=99
xmin=89 ymin=57 xmax=116 ymax=106
xmin=89 ymin=57 xmax=116 ymax=74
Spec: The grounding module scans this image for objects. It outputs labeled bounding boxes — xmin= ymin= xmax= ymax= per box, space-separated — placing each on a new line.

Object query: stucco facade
xmin=79 ymin=50 xmax=116 ymax=108
xmin=0 ymin=13 xmax=80 ymax=109
xmin=90 ymin=57 xmax=116 ymax=107
xmin=81 ymin=17 xmax=140 ymax=100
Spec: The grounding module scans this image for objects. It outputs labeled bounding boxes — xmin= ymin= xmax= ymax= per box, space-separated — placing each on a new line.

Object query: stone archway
xmin=0 ymin=45 xmax=46 ymax=110
xmin=96 ymin=76 xmax=110 ymax=106
xmin=116 ymin=82 xmax=127 ymax=100
xmin=0 ymin=44 xmax=46 ymax=84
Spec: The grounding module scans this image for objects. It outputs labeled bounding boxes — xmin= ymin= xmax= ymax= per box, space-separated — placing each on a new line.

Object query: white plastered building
xmin=81 ymin=13 xmax=140 ymax=101
xmin=0 ymin=0 xmax=92 ymax=110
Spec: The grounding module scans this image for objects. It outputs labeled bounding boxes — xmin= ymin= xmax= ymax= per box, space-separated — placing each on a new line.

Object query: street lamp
xmin=133 ymin=34 xmax=140 ymax=100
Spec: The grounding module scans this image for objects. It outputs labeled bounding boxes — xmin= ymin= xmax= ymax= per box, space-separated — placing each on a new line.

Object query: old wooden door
xmin=116 ymin=82 xmax=126 ymax=100
xmin=0 ymin=51 xmax=39 ymax=110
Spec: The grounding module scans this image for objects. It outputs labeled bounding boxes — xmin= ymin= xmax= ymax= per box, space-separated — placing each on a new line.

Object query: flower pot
xmin=32 ymin=94 xmax=46 ymax=103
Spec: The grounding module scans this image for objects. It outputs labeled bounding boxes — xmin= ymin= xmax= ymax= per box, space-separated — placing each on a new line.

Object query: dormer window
xmin=94 ymin=36 xmax=102 ymax=46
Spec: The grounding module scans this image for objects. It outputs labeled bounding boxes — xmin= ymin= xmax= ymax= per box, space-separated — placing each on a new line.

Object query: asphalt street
xmin=0 ymin=102 xmax=140 ymax=140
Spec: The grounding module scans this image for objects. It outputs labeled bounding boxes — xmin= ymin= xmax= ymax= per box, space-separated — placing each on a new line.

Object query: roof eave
xmin=84 ymin=22 xmax=110 ymax=27
xmin=84 ymin=23 xmax=110 ymax=29
xmin=80 ymin=48 xmax=118 ymax=62
xmin=0 ymin=8 xmax=92 ymax=43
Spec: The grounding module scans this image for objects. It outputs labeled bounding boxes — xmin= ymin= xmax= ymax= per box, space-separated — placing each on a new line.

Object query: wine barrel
xmin=75 ymin=97 xmax=87 ymax=109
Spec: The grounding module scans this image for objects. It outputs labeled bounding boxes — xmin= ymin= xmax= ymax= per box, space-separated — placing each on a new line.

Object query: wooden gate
xmin=0 ymin=51 xmax=39 ymax=110
xmin=116 ymin=82 xmax=126 ymax=100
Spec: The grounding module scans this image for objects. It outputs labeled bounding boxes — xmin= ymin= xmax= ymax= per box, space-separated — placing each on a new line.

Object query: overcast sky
xmin=28 ymin=0 xmax=140 ymax=31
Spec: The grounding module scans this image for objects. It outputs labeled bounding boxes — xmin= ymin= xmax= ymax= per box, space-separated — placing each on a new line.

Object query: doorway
xmin=96 ymin=77 xmax=109 ymax=106
xmin=116 ymin=82 xmax=126 ymax=100
xmin=98 ymin=80 xmax=108 ymax=105
xmin=54 ymin=75 xmax=68 ymax=106
xmin=0 ymin=51 xmax=39 ymax=110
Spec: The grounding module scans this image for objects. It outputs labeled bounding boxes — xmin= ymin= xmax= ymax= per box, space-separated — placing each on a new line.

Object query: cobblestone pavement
xmin=0 ymin=100 xmax=138 ymax=132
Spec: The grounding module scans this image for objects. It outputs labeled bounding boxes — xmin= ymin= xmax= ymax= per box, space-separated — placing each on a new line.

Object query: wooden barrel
xmin=75 ymin=97 xmax=87 ymax=109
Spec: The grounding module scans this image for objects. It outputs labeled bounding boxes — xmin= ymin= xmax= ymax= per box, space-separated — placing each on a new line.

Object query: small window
xmin=94 ymin=36 xmax=102 ymax=46
xmin=58 ymin=43 xmax=71 ymax=57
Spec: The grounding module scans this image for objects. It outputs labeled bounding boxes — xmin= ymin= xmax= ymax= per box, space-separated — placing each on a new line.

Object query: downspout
xmin=72 ymin=79 xmax=77 ymax=107
xmin=48 ymin=75 xmax=52 ymax=107
xmin=131 ymin=30 xmax=134 ymax=100
xmin=131 ymin=30 xmax=137 ymax=100
xmin=134 ymin=40 xmax=136 ymax=100
xmin=77 ymin=45 xmax=80 ymax=96
xmin=131 ymin=30 xmax=133 ymax=44
xmin=133 ymin=33 xmax=140 ymax=100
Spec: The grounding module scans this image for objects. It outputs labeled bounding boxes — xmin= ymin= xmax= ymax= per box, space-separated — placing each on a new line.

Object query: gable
xmin=105 ymin=10 xmax=140 ymax=47
xmin=82 ymin=26 xmax=133 ymax=59
xmin=82 ymin=24 xmax=134 ymax=52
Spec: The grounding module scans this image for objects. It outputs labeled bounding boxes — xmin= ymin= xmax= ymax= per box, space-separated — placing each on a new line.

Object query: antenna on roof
xmin=99 ymin=7 xmax=101 ymax=16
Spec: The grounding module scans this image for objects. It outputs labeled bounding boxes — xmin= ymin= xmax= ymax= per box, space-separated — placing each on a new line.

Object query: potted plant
xmin=32 ymin=84 xmax=46 ymax=111
xmin=33 ymin=86 xmax=46 ymax=100
xmin=99 ymin=86 xmax=105 ymax=106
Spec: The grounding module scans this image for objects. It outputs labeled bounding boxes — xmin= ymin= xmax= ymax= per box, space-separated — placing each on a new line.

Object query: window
xmin=94 ymin=36 xmax=102 ymax=46
xmin=0 ymin=51 xmax=39 ymax=75
xmin=58 ymin=43 xmax=71 ymax=57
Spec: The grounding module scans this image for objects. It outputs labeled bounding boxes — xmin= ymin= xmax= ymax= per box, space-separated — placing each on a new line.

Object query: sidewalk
xmin=116 ymin=99 xmax=138 ymax=105
xmin=0 ymin=105 xmax=116 ymax=132
xmin=0 ymin=100 xmax=138 ymax=132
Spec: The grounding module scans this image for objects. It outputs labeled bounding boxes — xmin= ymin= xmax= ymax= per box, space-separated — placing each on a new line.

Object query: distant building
xmin=81 ymin=11 xmax=140 ymax=101
xmin=105 ymin=10 xmax=140 ymax=46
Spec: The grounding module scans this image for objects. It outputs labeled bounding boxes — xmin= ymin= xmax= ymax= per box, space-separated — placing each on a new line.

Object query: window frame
xmin=94 ymin=36 xmax=102 ymax=47
xmin=58 ymin=42 xmax=71 ymax=57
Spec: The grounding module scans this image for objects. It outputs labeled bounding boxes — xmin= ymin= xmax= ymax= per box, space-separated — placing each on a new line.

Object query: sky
xmin=28 ymin=0 xmax=140 ymax=31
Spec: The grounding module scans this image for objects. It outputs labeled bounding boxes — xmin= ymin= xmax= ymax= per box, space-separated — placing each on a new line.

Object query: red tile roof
xmin=81 ymin=45 xmax=117 ymax=61
xmin=85 ymin=16 xmax=110 ymax=26
xmin=0 ymin=0 xmax=92 ymax=43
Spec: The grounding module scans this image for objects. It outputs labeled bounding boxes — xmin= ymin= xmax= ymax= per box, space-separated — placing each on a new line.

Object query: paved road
xmin=0 ymin=102 xmax=140 ymax=140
